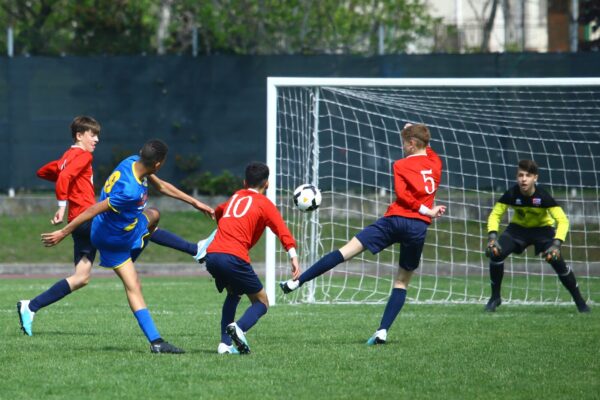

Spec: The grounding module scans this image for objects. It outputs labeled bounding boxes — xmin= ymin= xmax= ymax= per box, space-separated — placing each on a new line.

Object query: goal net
xmin=265 ymin=78 xmax=600 ymax=306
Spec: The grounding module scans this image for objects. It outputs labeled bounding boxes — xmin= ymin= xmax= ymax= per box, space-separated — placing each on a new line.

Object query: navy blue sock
xmin=150 ymin=228 xmax=197 ymax=256
xmin=221 ymin=295 xmax=241 ymax=345
xmin=134 ymin=308 xmax=161 ymax=343
xmin=29 ymin=279 xmax=72 ymax=312
xmin=299 ymin=250 xmax=345 ymax=285
xmin=237 ymin=302 xmax=268 ymax=332
xmin=378 ymin=288 xmax=407 ymax=331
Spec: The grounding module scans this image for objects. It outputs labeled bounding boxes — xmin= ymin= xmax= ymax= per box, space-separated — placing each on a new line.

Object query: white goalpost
xmin=265 ymin=77 xmax=600 ymax=306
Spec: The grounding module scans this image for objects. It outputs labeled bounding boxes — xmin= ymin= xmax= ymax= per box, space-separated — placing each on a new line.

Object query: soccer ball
xmin=293 ymin=184 xmax=322 ymax=212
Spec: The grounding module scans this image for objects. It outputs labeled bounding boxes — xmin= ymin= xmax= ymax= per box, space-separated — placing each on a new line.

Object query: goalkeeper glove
xmin=543 ymin=239 xmax=562 ymax=262
xmin=485 ymin=232 xmax=502 ymax=258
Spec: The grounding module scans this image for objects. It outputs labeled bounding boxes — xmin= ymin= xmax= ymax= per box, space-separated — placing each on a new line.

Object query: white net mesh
xmin=270 ymin=81 xmax=600 ymax=305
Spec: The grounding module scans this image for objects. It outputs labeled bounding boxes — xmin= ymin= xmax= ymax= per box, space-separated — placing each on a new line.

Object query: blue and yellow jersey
xmin=487 ymin=184 xmax=569 ymax=241
xmin=96 ymin=155 xmax=148 ymax=236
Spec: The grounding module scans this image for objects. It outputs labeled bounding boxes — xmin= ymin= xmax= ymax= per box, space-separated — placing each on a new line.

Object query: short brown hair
xmin=245 ymin=162 xmax=269 ymax=188
xmin=401 ymin=124 xmax=430 ymax=148
xmin=70 ymin=116 xmax=101 ymax=140
xmin=139 ymin=139 xmax=168 ymax=167
xmin=518 ymin=159 xmax=539 ymax=175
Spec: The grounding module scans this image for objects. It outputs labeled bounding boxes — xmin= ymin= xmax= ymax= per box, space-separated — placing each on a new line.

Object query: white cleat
xmin=217 ymin=342 xmax=239 ymax=354
xmin=279 ymin=279 xmax=300 ymax=294
xmin=194 ymin=229 xmax=217 ymax=264
xmin=17 ymin=300 xmax=35 ymax=336
xmin=366 ymin=329 xmax=387 ymax=345
xmin=226 ymin=322 xmax=250 ymax=354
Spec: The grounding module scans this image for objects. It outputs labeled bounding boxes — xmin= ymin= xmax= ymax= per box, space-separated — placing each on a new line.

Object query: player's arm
xmin=51 ymin=153 xmax=92 ymax=225
xmin=41 ymin=199 xmax=110 ymax=247
xmin=36 ymin=160 xmax=59 ymax=182
xmin=543 ymin=206 xmax=570 ymax=262
xmin=264 ymin=202 xmax=300 ymax=280
xmin=485 ymin=202 xmax=509 ymax=257
xmin=147 ymin=174 xmax=215 ymax=220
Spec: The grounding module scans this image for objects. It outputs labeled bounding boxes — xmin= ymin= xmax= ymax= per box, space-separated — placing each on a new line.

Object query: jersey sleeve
xmin=214 ymin=201 xmax=227 ymax=222
xmin=264 ymin=200 xmax=296 ymax=251
xmin=487 ymin=202 xmax=509 ymax=233
xmin=547 ymin=206 xmax=569 ymax=241
xmin=392 ymin=161 xmax=422 ymax=212
xmin=36 ymin=160 xmax=59 ymax=182
xmin=55 ymin=152 xmax=92 ymax=202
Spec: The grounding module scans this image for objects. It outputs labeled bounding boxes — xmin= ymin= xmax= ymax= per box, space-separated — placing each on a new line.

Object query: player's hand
xmin=485 ymin=232 xmax=502 ymax=258
xmin=290 ymin=257 xmax=300 ymax=280
xmin=51 ymin=206 xmax=66 ymax=225
xmin=543 ymin=239 xmax=562 ymax=262
xmin=193 ymin=200 xmax=215 ymax=220
xmin=430 ymin=205 xmax=446 ymax=219
xmin=41 ymin=229 xmax=67 ymax=247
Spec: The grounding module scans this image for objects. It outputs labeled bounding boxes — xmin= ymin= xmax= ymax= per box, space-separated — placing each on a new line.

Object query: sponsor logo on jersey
xmin=532 ymin=197 xmax=541 ymax=206
xmin=515 ymin=198 xmax=522 ymax=205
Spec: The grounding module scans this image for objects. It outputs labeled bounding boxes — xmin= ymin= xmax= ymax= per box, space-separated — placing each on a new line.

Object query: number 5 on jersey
xmin=421 ymin=169 xmax=435 ymax=194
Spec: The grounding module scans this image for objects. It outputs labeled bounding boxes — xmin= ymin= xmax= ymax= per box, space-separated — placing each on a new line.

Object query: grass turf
xmin=1 ymin=276 xmax=599 ymax=399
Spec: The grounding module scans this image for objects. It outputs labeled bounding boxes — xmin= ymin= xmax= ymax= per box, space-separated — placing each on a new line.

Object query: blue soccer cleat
xmin=366 ymin=329 xmax=387 ymax=346
xmin=226 ymin=323 xmax=251 ymax=354
xmin=16 ymin=300 xmax=35 ymax=336
xmin=194 ymin=229 xmax=217 ymax=264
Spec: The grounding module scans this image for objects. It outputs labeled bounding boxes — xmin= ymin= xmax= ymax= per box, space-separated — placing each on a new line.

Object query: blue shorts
xmin=72 ymin=220 xmax=97 ymax=265
xmin=91 ymin=214 xmax=150 ymax=269
xmin=205 ymin=253 xmax=263 ymax=296
xmin=355 ymin=216 xmax=428 ymax=271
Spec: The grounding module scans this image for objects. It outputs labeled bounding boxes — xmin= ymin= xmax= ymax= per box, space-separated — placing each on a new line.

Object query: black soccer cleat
xmin=225 ymin=323 xmax=251 ymax=355
xmin=279 ymin=281 xmax=292 ymax=294
xmin=150 ymin=341 xmax=185 ymax=354
xmin=484 ymin=297 xmax=502 ymax=312
xmin=577 ymin=302 xmax=591 ymax=313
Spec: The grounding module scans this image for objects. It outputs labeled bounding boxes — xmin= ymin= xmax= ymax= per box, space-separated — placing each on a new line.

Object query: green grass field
xmin=1 ymin=277 xmax=599 ymax=399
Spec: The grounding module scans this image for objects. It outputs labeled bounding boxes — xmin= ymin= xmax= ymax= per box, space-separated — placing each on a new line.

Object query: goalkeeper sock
xmin=134 ymin=308 xmax=161 ymax=343
xmin=221 ymin=294 xmax=241 ymax=345
xmin=29 ymin=279 xmax=72 ymax=312
xmin=489 ymin=261 xmax=504 ymax=299
xmin=150 ymin=228 xmax=197 ymax=256
xmin=552 ymin=262 xmax=586 ymax=306
xmin=298 ymin=250 xmax=344 ymax=285
xmin=378 ymin=288 xmax=407 ymax=331
xmin=237 ymin=302 xmax=268 ymax=332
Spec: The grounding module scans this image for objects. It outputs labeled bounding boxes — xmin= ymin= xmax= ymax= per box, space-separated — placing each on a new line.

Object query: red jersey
xmin=384 ymin=146 xmax=443 ymax=224
xmin=36 ymin=146 xmax=95 ymax=222
xmin=207 ymin=188 xmax=297 ymax=263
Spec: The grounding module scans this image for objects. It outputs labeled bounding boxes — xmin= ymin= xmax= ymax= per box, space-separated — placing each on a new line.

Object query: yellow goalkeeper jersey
xmin=487 ymin=184 xmax=569 ymax=241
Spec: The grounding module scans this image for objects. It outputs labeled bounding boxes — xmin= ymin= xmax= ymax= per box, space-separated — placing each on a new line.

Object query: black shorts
xmin=499 ymin=223 xmax=555 ymax=256
xmin=72 ymin=220 xmax=97 ymax=265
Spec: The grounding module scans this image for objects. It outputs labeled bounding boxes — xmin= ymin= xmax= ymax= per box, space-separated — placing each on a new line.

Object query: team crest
xmin=532 ymin=197 xmax=541 ymax=206
xmin=515 ymin=198 xmax=522 ymax=205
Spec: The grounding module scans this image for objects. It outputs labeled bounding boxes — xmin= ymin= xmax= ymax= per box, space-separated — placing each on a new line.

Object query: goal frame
xmin=265 ymin=76 xmax=600 ymax=305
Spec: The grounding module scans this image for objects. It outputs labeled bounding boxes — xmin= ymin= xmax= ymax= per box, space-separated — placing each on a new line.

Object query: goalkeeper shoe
xmin=577 ymin=302 xmax=591 ymax=313
xmin=484 ymin=297 xmax=502 ymax=312
xmin=150 ymin=340 xmax=185 ymax=354
xmin=194 ymin=229 xmax=217 ymax=264
xmin=16 ymin=300 xmax=35 ymax=336
xmin=217 ymin=342 xmax=240 ymax=355
xmin=226 ymin=323 xmax=250 ymax=354
xmin=366 ymin=329 xmax=387 ymax=345
xmin=279 ymin=279 xmax=299 ymax=294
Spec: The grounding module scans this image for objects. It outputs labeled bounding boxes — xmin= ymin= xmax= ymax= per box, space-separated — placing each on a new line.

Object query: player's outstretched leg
xmin=16 ymin=300 xmax=35 ymax=336
xmin=485 ymin=260 xmax=504 ymax=312
xmin=280 ymin=250 xmax=345 ymax=294
xmin=194 ymin=229 xmax=217 ymax=264
xmin=226 ymin=322 xmax=250 ymax=354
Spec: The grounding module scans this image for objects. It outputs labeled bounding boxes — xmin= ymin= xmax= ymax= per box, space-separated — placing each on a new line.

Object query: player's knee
xmin=146 ymin=207 xmax=161 ymax=226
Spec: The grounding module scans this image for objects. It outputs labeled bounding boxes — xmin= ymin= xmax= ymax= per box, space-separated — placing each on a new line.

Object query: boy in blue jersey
xmin=42 ymin=139 xmax=214 ymax=353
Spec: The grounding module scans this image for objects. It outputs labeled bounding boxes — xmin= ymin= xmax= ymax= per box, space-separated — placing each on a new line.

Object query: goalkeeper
xmin=484 ymin=159 xmax=590 ymax=313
